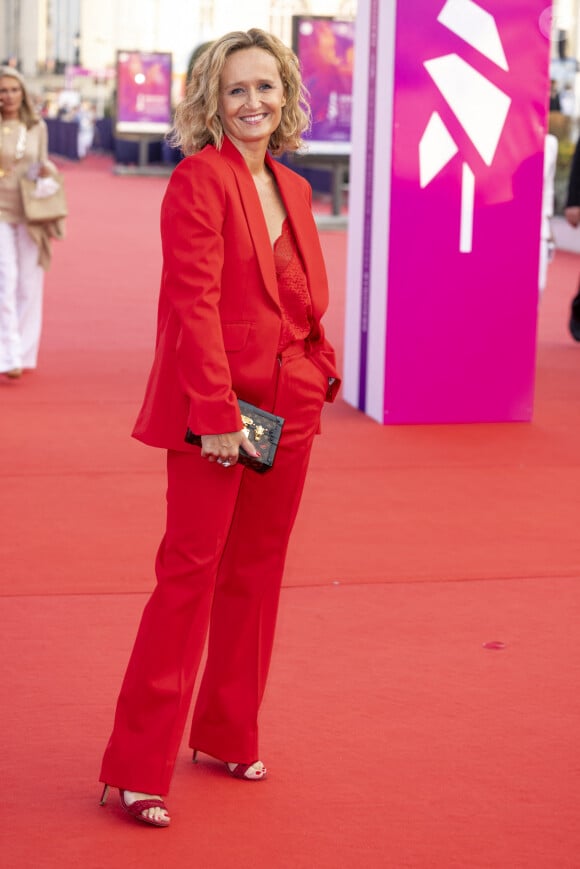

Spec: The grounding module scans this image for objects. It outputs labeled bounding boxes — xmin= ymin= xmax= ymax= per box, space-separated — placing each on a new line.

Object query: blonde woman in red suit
xmin=99 ymin=29 xmax=340 ymax=827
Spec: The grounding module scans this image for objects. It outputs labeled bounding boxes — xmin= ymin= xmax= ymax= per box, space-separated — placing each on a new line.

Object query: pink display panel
xmin=292 ymin=16 xmax=355 ymax=144
xmin=116 ymin=51 xmax=172 ymax=135
xmin=344 ymin=0 xmax=552 ymax=423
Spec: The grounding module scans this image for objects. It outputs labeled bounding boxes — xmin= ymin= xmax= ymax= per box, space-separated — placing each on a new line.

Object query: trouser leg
xmin=0 ymin=222 xmax=21 ymax=372
xmin=189 ymin=350 xmax=328 ymax=763
xmin=15 ymin=224 xmax=44 ymax=369
xmin=99 ymin=451 xmax=244 ymax=795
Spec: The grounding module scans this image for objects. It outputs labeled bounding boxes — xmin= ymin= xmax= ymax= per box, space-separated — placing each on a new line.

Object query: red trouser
xmin=99 ymin=343 xmax=328 ymax=794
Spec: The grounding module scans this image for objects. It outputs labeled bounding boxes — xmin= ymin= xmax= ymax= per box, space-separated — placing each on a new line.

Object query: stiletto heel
xmin=99 ymin=784 xmax=110 ymax=806
xmin=192 ymin=749 xmax=198 ymax=763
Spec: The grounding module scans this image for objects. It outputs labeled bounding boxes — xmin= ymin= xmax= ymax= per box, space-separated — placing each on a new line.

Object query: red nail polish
xmin=255 ymin=451 xmax=261 ymax=457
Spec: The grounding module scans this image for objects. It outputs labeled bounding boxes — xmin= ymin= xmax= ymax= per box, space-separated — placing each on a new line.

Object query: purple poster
xmin=116 ymin=51 xmax=172 ymax=134
xmin=293 ymin=16 xmax=355 ymax=143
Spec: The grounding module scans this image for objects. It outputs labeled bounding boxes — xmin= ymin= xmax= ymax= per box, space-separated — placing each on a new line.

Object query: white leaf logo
xmin=419 ymin=0 xmax=512 ymax=253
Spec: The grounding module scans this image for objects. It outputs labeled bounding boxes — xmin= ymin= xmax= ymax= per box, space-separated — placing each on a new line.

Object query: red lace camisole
xmin=273 ymin=217 xmax=313 ymax=351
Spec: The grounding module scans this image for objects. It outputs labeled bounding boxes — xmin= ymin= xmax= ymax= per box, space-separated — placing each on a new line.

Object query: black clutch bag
xmin=185 ymin=399 xmax=285 ymax=473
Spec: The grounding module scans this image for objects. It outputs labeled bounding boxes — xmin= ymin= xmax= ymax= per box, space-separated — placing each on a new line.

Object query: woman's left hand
xmin=201 ymin=429 xmax=259 ymax=468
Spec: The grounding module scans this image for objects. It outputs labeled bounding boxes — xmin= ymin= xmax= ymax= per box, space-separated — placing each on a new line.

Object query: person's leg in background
xmin=15 ymin=223 xmax=44 ymax=369
xmin=0 ymin=221 xmax=22 ymax=375
xmin=569 ymin=280 xmax=580 ymax=341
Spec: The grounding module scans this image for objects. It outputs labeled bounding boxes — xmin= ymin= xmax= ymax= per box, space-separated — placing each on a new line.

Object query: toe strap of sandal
xmin=128 ymin=798 xmax=168 ymax=814
xmin=229 ymin=762 xmax=266 ymax=779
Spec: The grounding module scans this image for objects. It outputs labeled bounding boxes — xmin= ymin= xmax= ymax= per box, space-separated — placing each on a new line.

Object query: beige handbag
xmin=19 ymin=172 xmax=68 ymax=223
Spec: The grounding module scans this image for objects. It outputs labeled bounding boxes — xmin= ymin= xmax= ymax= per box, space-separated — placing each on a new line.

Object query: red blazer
xmin=132 ymin=136 xmax=340 ymax=451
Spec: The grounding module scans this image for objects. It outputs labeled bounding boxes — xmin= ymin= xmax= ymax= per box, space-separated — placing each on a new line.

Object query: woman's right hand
xmin=200 ymin=429 xmax=259 ymax=467
xmin=564 ymin=206 xmax=580 ymax=228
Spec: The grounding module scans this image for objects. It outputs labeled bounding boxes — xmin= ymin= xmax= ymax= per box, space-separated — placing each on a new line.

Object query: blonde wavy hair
xmin=170 ymin=29 xmax=311 ymax=157
xmin=0 ymin=66 xmax=41 ymax=129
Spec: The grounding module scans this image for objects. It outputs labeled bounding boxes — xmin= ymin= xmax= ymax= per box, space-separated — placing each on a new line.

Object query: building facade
xmin=2 ymin=0 xmax=356 ymax=78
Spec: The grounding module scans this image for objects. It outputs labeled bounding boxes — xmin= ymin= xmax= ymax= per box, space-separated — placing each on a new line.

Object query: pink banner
xmin=344 ymin=0 xmax=552 ymax=424
xmin=387 ymin=0 xmax=550 ymax=422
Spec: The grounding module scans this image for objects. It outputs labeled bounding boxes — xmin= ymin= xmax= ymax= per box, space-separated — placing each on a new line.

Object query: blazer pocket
xmin=222 ymin=321 xmax=252 ymax=352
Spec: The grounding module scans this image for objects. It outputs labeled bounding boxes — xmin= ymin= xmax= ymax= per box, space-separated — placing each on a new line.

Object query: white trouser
xmin=0 ymin=221 xmax=44 ymax=372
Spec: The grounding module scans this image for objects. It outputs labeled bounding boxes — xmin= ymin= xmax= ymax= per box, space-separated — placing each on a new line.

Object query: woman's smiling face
xmin=218 ymin=47 xmax=286 ymax=151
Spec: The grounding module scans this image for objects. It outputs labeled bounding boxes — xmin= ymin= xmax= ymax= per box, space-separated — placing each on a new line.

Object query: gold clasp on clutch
xmin=242 ymin=414 xmax=254 ymax=438
xmin=241 ymin=412 xmax=265 ymax=442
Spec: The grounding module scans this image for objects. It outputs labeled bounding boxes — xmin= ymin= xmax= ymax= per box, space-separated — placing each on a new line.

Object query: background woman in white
xmin=0 ymin=66 xmax=51 ymax=379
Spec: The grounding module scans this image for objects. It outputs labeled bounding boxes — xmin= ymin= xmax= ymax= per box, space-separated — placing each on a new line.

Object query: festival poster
xmin=116 ymin=51 xmax=172 ymax=134
xmin=293 ymin=16 xmax=355 ymax=144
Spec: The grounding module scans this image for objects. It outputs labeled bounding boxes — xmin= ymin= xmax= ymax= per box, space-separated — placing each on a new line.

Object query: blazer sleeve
xmin=159 ymin=158 xmax=242 ymax=436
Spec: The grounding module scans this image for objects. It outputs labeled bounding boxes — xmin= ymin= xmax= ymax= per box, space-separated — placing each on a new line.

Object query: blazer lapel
xmin=219 ymin=138 xmax=280 ymax=308
xmin=267 ymin=153 xmax=329 ymax=319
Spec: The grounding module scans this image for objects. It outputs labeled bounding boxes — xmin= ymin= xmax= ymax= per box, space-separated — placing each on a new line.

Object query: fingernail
xmin=255 ymin=451 xmax=261 ymax=457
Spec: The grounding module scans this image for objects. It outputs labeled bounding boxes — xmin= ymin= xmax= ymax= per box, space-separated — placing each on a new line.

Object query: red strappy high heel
xmin=192 ymin=750 xmax=267 ymax=781
xmin=99 ymin=784 xmax=171 ymax=828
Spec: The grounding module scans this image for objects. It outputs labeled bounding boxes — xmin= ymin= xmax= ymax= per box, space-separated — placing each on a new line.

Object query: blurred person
xmin=186 ymin=41 xmax=214 ymax=84
xmin=99 ymin=28 xmax=340 ymax=827
xmin=549 ymin=79 xmax=562 ymax=112
xmin=0 ymin=66 xmax=54 ymax=378
xmin=564 ymin=135 xmax=580 ymax=340
xmin=539 ymin=133 xmax=558 ymax=296
xmin=559 ymin=82 xmax=575 ymax=118
xmin=75 ymin=101 xmax=95 ymax=158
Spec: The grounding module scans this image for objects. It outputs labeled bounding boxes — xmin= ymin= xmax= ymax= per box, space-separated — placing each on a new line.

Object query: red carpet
xmin=1 ymin=154 xmax=579 ymax=867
